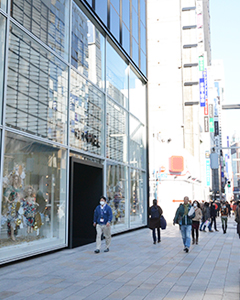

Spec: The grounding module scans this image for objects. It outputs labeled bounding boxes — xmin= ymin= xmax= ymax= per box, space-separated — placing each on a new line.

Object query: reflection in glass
xmin=122 ymin=0 xmax=130 ymax=28
xmin=130 ymin=169 xmax=145 ymax=227
xmin=0 ymin=0 xmax=7 ymax=11
xmin=129 ymin=68 xmax=146 ymax=123
xmin=106 ymin=98 xmax=127 ymax=162
xmin=140 ymin=22 xmax=146 ymax=54
xmin=6 ymin=23 xmax=68 ymax=144
xmin=70 ymin=69 xmax=104 ymax=156
xmin=0 ymin=131 xmax=67 ymax=259
xmin=11 ymin=0 xmax=69 ymax=60
xmin=110 ymin=4 xmax=120 ymax=42
xmin=106 ymin=42 xmax=128 ymax=107
xmin=132 ymin=38 xmax=139 ymax=67
xmin=130 ymin=116 xmax=145 ymax=169
xmin=122 ymin=23 xmax=130 ymax=55
xmin=72 ymin=2 xmax=105 ymax=90
xmin=140 ymin=0 xmax=146 ymax=25
xmin=0 ymin=14 xmax=6 ymax=123
xmin=95 ymin=0 xmax=108 ymax=25
xmin=107 ymin=162 xmax=128 ymax=231
xmin=132 ymin=8 xmax=138 ymax=42
xmin=141 ymin=51 xmax=146 ymax=76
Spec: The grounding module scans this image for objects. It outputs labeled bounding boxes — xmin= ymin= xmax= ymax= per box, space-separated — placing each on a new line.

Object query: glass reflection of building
xmin=0 ymin=0 xmax=147 ymax=263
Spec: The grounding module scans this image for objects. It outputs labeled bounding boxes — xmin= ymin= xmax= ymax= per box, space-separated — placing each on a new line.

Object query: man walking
xmin=210 ymin=201 xmax=219 ymax=231
xmin=173 ymin=196 xmax=195 ymax=253
xmin=93 ymin=196 xmax=112 ymax=253
xmin=148 ymin=199 xmax=163 ymax=244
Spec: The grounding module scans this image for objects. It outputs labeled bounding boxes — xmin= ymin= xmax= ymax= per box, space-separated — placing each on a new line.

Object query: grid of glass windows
xmin=0 ymin=0 xmax=7 ymax=11
xmin=6 ymin=23 xmax=68 ymax=144
xmin=11 ymin=0 xmax=70 ymax=60
xmin=0 ymin=0 xmax=147 ymax=263
xmin=0 ymin=14 xmax=6 ymax=124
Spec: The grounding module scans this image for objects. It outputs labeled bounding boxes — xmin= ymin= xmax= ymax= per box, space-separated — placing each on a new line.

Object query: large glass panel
xmin=106 ymin=98 xmax=127 ymax=162
xmin=0 ymin=131 xmax=67 ymax=262
xmin=11 ymin=0 xmax=70 ymax=60
xmin=110 ymin=4 xmax=120 ymax=42
xmin=85 ymin=0 xmax=92 ymax=6
xmin=132 ymin=8 xmax=138 ymax=42
xmin=0 ymin=0 xmax=7 ymax=11
xmin=129 ymin=68 xmax=146 ymax=123
xmin=0 ymin=14 xmax=6 ymax=124
xmin=130 ymin=169 xmax=146 ymax=227
xmin=140 ymin=0 xmax=146 ymax=26
xmin=106 ymin=42 xmax=128 ymax=107
xmin=70 ymin=69 xmax=104 ymax=156
xmin=95 ymin=0 xmax=108 ymax=26
xmin=130 ymin=116 xmax=145 ymax=169
xmin=107 ymin=162 xmax=128 ymax=232
xmin=140 ymin=22 xmax=146 ymax=54
xmin=141 ymin=51 xmax=146 ymax=75
xmin=111 ymin=0 xmax=120 ymax=14
xmin=6 ymin=23 xmax=68 ymax=144
xmin=122 ymin=23 xmax=130 ymax=55
xmin=72 ymin=2 xmax=105 ymax=90
xmin=122 ymin=0 xmax=130 ymax=28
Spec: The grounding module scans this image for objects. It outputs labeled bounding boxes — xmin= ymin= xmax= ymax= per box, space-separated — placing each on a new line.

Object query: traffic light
xmin=227 ymin=181 xmax=231 ymax=188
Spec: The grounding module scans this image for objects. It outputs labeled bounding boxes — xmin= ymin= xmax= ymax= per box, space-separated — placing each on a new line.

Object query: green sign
xmin=209 ymin=118 xmax=214 ymax=132
xmin=199 ymin=56 xmax=204 ymax=71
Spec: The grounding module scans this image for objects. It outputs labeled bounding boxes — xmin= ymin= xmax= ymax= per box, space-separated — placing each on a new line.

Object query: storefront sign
xmin=204 ymin=116 xmax=209 ymax=132
xmin=196 ymin=0 xmax=203 ymax=14
xmin=209 ymin=118 xmax=214 ymax=132
xmin=206 ymin=158 xmax=211 ymax=187
xmin=214 ymin=121 xmax=219 ymax=136
xmin=199 ymin=56 xmax=204 ymax=71
xmin=214 ymin=98 xmax=218 ymax=116
xmin=199 ymin=78 xmax=205 ymax=107
xmin=209 ymin=104 xmax=213 ymax=118
xmin=204 ymin=69 xmax=208 ymax=98
xmin=204 ymin=99 xmax=208 ymax=115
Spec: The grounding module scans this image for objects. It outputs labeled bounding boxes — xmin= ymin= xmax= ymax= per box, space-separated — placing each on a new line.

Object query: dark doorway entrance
xmin=69 ymin=157 xmax=103 ymax=248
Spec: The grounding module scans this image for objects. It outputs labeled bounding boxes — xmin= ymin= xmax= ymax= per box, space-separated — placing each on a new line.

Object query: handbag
xmin=160 ymin=215 xmax=167 ymax=230
xmin=188 ymin=206 xmax=195 ymax=219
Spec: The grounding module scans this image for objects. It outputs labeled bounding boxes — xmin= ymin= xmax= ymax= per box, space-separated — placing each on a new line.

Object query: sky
xmin=210 ymin=0 xmax=240 ymax=142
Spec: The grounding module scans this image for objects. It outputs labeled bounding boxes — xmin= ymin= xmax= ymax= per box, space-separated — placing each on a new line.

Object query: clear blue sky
xmin=210 ymin=0 xmax=240 ymax=139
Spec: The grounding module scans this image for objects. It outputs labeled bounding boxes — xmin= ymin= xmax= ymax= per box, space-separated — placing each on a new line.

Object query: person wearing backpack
xmin=148 ymin=199 xmax=163 ymax=244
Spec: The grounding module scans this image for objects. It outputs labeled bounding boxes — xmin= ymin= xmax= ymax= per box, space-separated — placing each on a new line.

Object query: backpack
xmin=150 ymin=206 xmax=160 ymax=219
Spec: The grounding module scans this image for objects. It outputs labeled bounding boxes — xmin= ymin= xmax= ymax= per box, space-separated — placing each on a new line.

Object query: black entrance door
xmin=69 ymin=157 xmax=103 ymax=248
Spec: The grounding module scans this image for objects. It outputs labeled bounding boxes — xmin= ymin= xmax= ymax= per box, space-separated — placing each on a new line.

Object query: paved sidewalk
xmin=0 ymin=217 xmax=239 ymax=300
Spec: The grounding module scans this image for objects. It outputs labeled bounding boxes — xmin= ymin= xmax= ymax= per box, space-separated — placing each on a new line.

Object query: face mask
xmin=193 ymin=203 xmax=197 ymax=207
xmin=100 ymin=201 xmax=105 ymax=206
xmin=223 ymin=205 xmax=226 ymax=209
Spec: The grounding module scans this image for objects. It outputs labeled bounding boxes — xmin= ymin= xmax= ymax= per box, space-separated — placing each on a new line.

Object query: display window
xmin=0 ymin=14 xmax=6 ymax=124
xmin=0 ymin=131 xmax=67 ymax=262
xmin=130 ymin=169 xmax=146 ymax=227
xmin=107 ymin=162 xmax=128 ymax=232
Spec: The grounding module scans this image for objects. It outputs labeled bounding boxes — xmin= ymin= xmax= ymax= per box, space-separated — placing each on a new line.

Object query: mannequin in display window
xmin=3 ymin=173 xmax=23 ymax=241
xmin=23 ymin=186 xmax=39 ymax=234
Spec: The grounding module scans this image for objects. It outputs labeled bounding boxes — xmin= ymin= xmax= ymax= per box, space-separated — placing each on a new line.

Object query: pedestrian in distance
xmin=220 ymin=200 xmax=228 ymax=234
xmin=226 ymin=201 xmax=231 ymax=217
xmin=93 ymin=196 xmax=112 ymax=253
xmin=200 ymin=202 xmax=213 ymax=232
xmin=191 ymin=200 xmax=202 ymax=245
xmin=234 ymin=201 xmax=240 ymax=238
xmin=173 ymin=196 xmax=195 ymax=253
xmin=148 ymin=199 xmax=163 ymax=244
xmin=210 ymin=201 xmax=219 ymax=231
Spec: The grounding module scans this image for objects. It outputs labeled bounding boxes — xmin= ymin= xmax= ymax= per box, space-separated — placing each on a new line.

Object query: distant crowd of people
xmin=148 ymin=197 xmax=240 ymax=253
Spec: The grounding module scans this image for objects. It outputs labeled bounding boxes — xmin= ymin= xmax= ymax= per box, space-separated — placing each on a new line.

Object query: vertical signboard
xmin=214 ymin=121 xmax=219 ymax=136
xmin=204 ymin=98 xmax=208 ymax=115
xmin=199 ymin=78 xmax=205 ymax=107
xmin=209 ymin=104 xmax=214 ymax=132
xmin=204 ymin=69 xmax=208 ymax=99
xmin=199 ymin=56 xmax=204 ymax=71
xmin=204 ymin=116 xmax=209 ymax=132
xmin=206 ymin=158 xmax=211 ymax=187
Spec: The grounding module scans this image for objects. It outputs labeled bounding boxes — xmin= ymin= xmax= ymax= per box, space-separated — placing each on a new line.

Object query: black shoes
xmin=184 ymin=248 xmax=189 ymax=253
xmin=94 ymin=249 xmax=100 ymax=253
xmin=158 ymin=240 xmax=161 ymax=243
xmin=104 ymin=248 xmax=109 ymax=252
xmin=153 ymin=241 xmax=156 ymax=244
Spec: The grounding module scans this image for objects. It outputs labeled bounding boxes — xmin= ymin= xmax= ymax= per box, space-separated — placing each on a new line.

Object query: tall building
xmin=0 ymin=0 xmax=147 ymax=264
xmin=147 ymin=0 xmax=212 ymax=221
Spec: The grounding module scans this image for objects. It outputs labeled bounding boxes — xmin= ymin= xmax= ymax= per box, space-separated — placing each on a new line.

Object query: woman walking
xmin=220 ymin=200 xmax=229 ymax=234
xmin=192 ymin=200 xmax=202 ymax=245
xmin=148 ymin=199 xmax=163 ymax=244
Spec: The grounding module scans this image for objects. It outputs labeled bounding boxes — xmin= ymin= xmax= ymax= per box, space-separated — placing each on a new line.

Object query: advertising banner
xmin=209 ymin=118 xmax=214 ymax=132
xmin=209 ymin=104 xmax=213 ymax=118
xmin=204 ymin=116 xmax=209 ymax=132
xmin=204 ymin=69 xmax=208 ymax=98
xmin=204 ymin=98 xmax=208 ymax=115
xmin=198 ymin=28 xmax=204 ymax=42
xmin=214 ymin=121 xmax=219 ymax=136
xmin=206 ymin=158 xmax=211 ymax=187
xmin=214 ymin=98 xmax=218 ymax=116
xmin=199 ymin=78 xmax=205 ymax=107
xmin=197 ymin=14 xmax=203 ymax=28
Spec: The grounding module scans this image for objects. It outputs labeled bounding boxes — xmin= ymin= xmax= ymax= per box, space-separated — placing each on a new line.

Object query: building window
xmin=72 ymin=2 xmax=105 ymax=90
xmin=110 ymin=3 xmax=120 ymax=42
xmin=106 ymin=98 xmax=127 ymax=162
xmin=70 ymin=69 xmax=104 ymax=156
xmin=106 ymin=41 xmax=128 ymax=108
xmin=6 ymin=23 xmax=68 ymax=144
xmin=0 ymin=131 xmax=67 ymax=262
xmin=95 ymin=0 xmax=108 ymax=26
xmin=130 ymin=115 xmax=145 ymax=169
xmin=0 ymin=0 xmax=7 ymax=11
xmin=0 ymin=14 xmax=6 ymax=124
xmin=11 ymin=0 xmax=70 ymax=61
xmin=122 ymin=23 xmax=130 ymax=55
xmin=107 ymin=162 xmax=128 ymax=231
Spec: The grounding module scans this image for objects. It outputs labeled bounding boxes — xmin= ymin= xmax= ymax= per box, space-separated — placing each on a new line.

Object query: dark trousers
xmin=152 ymin=228 xmax=160 ymax=242
xmin=192 ymin=221 xmax=199 ymax=240
xmin=210 ymin=216 xmax=217 ymax=230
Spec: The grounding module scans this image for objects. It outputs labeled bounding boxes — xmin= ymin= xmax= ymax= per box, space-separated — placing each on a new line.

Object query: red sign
xmin=169 ymin=156 xmax=184 ymax=173
xmin=204 ymin=99 xmax=208 ymax=115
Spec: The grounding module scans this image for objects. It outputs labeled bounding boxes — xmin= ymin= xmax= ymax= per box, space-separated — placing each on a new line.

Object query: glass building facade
xmin=0 ymin=0 xmax=147 ymax=264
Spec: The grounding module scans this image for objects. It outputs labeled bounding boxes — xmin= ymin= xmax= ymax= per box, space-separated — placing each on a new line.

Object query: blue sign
xmin=214 ymin=81 xmax=220 ymax=96
xmin=203 ymin=69 xmax=208 ymax=98
xmin=199 ymin=78 xmax=205 ymax=107
xmin=206 ymin=158 xmax=210 ymax=186
xmin=214 ymin=98 xmax=218 ymax=116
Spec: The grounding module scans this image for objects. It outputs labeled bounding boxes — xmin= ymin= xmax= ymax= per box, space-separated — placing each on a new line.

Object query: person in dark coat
xmin=201 ymin=202 xmax=213 ymax=232
xmin=148 ymin=199 xmax=163 ymax=244
xmin=235 ymin=201 xmax=240 ymax=238
xmin=210 ymin=201 xmax=219 ymax=231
